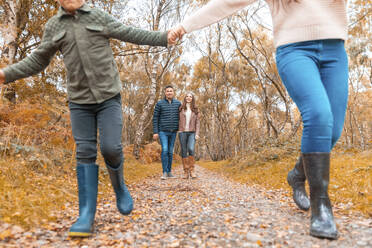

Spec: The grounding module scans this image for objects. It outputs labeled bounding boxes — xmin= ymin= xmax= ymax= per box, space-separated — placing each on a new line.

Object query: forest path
xmin=1 ymin=166 xmax=371 ymax=247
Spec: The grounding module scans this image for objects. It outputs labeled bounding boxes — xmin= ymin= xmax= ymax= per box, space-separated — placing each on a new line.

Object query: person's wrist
xmin=179 ymin=25 xmax=186 ymax=35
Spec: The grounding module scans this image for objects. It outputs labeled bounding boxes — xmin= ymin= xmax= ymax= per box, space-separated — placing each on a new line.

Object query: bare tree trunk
xmin=133 ymin=0 xmax=165 ymax=159
xmin=1 ymin=0 xmax=19 ymax=103
xmin=133 ymin=63 xmax=159 ymax=159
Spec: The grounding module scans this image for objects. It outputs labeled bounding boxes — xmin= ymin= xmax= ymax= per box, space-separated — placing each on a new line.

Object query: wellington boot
xmin=106 ymin=162 xmax=133 ymax=215
xmin=69 ymin=164 xmax=98 ymax=237
xmin=303 ymin=153 xmax=338 ymax=239
xmin=287 ymin=156 xmax=310 ymax=210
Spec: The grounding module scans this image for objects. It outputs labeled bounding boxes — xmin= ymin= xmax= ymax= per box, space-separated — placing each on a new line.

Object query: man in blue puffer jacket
xmin=153 ymin=85 xmax=181 ymax=180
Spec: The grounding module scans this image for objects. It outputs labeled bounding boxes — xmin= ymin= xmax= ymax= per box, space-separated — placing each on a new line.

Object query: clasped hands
xmin=0 ymin=70 xmax=4 ymax=85
xmin=167 ymin=25 xmax=186 ymax=46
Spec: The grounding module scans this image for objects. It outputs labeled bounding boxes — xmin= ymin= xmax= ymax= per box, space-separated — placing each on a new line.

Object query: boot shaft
xmin=301 ymin=153 xmax=337 ymax=239
xmin=76 ymin=163 xmax=98 ymax=216
xmin=293 ymin=156 xmax=306 ymax=180
xmin=106 ymin=161 xmax=133 ymax=215
xmin=302 ymin=153 xmax=330 ymax=198
xmin=106 ymin=161 xmax=125 ymax=193
xmin=182 ymin=157 xmax=189 ymax=172
xmin=188 ymin=156 xmax=195 ymax=170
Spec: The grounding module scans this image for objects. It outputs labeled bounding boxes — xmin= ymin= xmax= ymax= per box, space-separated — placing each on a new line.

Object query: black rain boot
xmin=69 ymin=163 xmax=98 ymax=237
xmin=302 ymin=153 xmax=338 ymax=239
xmin=287 ymin=156 xmax=310 ymax=210
xmin=106 ymin=162 xmax=133 ymax=215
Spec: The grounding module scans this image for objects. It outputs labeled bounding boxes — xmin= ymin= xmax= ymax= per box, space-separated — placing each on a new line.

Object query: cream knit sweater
xmin=181 ymin=0 xmax=348 ymax=47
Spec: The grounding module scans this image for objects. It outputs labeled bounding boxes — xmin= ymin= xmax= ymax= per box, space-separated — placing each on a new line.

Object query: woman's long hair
xmin=180 ymin=92 xmax=199 ymax=114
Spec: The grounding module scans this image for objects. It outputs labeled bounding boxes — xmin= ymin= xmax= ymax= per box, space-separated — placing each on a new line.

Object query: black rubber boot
xmin=287 ymin=156 xmax=310 ymax=210
xmin=302 ymin=153 xmax=338 ymax=239
xmin=106 ymin=162 xmax=133 ymax=215
xmin=69 ymin=163 xmax=98 ymax=237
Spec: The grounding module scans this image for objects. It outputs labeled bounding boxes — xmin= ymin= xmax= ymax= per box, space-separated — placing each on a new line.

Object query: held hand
xmin=0 ymin=70 xmax=5 ymax=85
xmin=153 ymin=134 xmax=159 ymax=140
xmin=195 ymin=135 xmax=200 ymax=140
xmin=167 ymin=25 xmax=186 ymax=45
xmin=167 ymin=30 xmax=178 ymax=45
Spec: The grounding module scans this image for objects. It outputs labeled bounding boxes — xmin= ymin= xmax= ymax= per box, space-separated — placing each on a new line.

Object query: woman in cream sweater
xmin=169 ymin=0 xmax=349 ymax=240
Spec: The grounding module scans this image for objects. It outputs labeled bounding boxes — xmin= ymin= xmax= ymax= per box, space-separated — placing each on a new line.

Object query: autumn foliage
xmin=0 ymin=0 xmax=370 ymax=229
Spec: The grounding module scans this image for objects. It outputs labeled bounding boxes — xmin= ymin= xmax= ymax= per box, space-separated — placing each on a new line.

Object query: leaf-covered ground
xmin=1 ymin=166 xmax=371 ymax=247
xmin=198 ymin=148 xmax=372 ymax=217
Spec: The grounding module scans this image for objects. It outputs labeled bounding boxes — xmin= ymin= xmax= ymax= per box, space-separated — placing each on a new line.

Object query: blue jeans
xmin=158 ymin=131 xmax=177 ymax=173
xmin=178 ymin=132 xmax=196 ymax=158
xmin=69 ymin=94 xmax=123 ymax=168
xmin=276 ymin=39 xmax=348 ymax=153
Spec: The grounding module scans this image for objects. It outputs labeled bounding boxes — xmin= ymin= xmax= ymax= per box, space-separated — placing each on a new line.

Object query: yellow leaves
xmin=0 ymin=229 xmax=12 ymax=241
xmin=256 ymin=240 xmax=263 ymax=247
xmin=186 ymin=219 xmax=193 ymax=224
xmin=191 ymin=191 xmax=199 ymax=197
xmin=131 ymin=213 xmax=141 ymax=221
xmin=259 ymin=224 xmax=268 ymax=229
xmin=11 ymin=212 xmax=21 ymax=217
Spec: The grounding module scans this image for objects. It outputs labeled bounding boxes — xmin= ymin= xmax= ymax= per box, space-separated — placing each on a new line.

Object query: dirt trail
xmin=1 ymin=166 xmax=371 ymax=247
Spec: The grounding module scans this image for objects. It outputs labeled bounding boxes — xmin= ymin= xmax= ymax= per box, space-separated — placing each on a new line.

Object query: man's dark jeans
xmin=158 ymin=131 xmax=177 ymax=173
xmin=69 ymin=94 xmax=123 ymax=168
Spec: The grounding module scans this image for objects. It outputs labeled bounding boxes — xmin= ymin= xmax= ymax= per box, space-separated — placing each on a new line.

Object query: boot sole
xmin=68 ymin=231 xmax=92 ymax=237
xmin=310 ymin=230 xmax=338 ymax=240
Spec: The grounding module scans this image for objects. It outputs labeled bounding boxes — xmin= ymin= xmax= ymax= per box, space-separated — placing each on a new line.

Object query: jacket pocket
xmin=85 ymin=25 xmax=104 ymax=32
xmin=85 ymin=25 xmax=107 ymax=46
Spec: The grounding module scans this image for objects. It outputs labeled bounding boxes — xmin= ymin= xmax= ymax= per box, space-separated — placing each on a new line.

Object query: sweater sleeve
xmin=181 ymin=0 xmax=257 ymax=33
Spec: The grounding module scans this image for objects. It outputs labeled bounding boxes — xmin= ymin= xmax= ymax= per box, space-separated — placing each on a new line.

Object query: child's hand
xmin=0 ymin=70 xmax=5 ymax=85
xmin=167 ymin=29 xmax=179 ymax=45
xmin=168 ymin=25 xmax=186 ymax=45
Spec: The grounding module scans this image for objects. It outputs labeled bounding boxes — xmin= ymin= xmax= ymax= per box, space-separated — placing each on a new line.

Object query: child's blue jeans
xmin=276 ymin=39 xmax=348 ymax=153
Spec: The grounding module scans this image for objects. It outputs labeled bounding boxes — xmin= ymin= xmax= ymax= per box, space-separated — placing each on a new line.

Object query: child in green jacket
xmin=0 ymin=0 xmax=171 ymax=237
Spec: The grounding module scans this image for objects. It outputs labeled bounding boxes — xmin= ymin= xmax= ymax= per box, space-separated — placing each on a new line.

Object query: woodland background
xmin=0 ymin=0 xmax=370 ymax=228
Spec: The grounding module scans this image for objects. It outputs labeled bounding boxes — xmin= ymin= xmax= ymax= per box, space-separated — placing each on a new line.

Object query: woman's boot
xmin=69 ymin=163 xmax=98 ymax=237
xmin=302 ymin=153 xmax=338 ymax=239
xmin=287 ymin=156 xmax=310 ymax=210
xmin=188 ymin=156 xmax=196 ymax=178
xmin=106 ymin=162 xmax=133 ymax=215
xmin=182 ymin=157 xmax=189 ymax=179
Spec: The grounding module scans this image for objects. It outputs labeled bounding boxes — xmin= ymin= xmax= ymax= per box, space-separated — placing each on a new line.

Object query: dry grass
xmin=198 ymin=148 xmax=372 ymax=217
xmin=0 ymin=145 xmax=171 ymax=229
